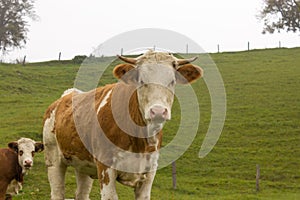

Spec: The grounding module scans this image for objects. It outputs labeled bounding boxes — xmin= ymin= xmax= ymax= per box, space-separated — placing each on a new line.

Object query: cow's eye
xmin=137 ymin=77 xmax=144 ymax=86
xmin=19 ymin=150 xmax=23 ymax=156
xmin=172 ymin=61 xmax=177 ymax=69
xmin=31 ymin=151 xmax=35 ymax=157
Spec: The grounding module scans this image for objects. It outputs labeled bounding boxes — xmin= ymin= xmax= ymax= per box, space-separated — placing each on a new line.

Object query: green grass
xmin=0 ymin=48 xmax=299 ymax=199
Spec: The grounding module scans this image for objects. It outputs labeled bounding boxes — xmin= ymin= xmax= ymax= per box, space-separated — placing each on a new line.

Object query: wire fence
xmin=0 ymin=40 xmax=297 ymax=64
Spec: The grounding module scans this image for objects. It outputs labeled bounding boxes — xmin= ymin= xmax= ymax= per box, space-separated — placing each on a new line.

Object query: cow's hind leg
xmin=44 ymin=143 xmax=67 ymax=200
xmin=44 ymin=108 xmax=68 ymax=200
xmin=47 ymin=160 xmax=67 ymax=200
xmin=75 ymin=169 xmax=93 ymax=200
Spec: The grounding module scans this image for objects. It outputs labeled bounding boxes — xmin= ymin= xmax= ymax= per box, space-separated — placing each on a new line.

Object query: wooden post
xmin=217 ymin=44 xmax=220 ymax=53
xmin=22 ymin=56 xmax=26 ymax=66
xmin=279 ymin=41 xmax=281 ymax=48
xmin=256 ymin=164 xmax=260 ymax=192
xmin=172 ymin=161 xmax=177 ymax=189
xmin=58 ymin=52 xmax=61 ymax=61
xmin=248 ymin=42 xmax=250 ymax=51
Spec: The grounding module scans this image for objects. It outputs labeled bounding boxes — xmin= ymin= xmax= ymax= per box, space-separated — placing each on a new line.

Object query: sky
xmin=2 ymin=0 xmax=300 ymax=62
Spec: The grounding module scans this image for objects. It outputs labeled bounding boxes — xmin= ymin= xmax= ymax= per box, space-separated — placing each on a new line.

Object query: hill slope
xmin=0 ymin=48 xmax=299 ymax=199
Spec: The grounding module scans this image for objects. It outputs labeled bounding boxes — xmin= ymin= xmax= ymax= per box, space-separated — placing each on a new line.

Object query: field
xmin=0 ymin=48 xmax=299 ymax=199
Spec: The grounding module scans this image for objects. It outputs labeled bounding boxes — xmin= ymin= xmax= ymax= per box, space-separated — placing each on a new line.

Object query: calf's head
xmin=8 ymin=138 xmax=44 ymax=173
xmin=114 ymin=50 xmax=203 ymax=125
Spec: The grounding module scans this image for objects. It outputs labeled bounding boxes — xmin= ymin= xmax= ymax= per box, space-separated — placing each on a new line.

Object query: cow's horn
xmin=117 ymin=55 xmax=137 ymax=65
xmin=177 ymin=57 xmax=198 ymax=66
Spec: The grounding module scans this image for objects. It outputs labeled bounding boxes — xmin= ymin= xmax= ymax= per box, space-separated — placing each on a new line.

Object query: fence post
xmin=248 ymin=42 xmax=250 ymax=51
xmin=256 ymin=164 xmax=260 ymax=192
xmin=172 ymin=161 xmax=177 ymax=189
xmin=279 ymin=41 xmax=281 ymax=48
xmin=58 ymin=52 xmax=61 ymax=61
xmin=22 ymin=56 xmax=26 ymax=66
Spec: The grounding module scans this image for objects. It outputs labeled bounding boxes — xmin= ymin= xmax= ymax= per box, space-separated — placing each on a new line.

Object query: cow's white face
xmin=136 ymin=63 xmax=175 ymax=123
xmin=8 ymin=138 xmax=44 ymax=173
xmin=114 ymin=51 xmax=203 ymax=128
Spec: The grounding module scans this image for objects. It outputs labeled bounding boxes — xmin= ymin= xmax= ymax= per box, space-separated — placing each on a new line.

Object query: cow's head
xmin=8 ymin=138 xmax=44 ymax=173
xmin=114 ymin=50 xmax=203 ymax=127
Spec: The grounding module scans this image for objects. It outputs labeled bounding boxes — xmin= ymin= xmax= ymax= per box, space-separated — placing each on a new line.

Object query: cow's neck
xmin=146 ymin=123 xmax=163 ymax=150
xmin=16 ymin=164 xmax=25 ymax=183
xmin=130 ymin=88 xmax=163 ymax=150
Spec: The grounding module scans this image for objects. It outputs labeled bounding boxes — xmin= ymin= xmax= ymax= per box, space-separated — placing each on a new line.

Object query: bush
xmin=72 ymin=55 xmax=87 ymax=64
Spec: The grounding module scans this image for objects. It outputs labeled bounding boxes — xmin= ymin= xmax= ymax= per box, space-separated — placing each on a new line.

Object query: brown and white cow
xmin=43 ymin=50 xmax=203 ymax=200
xmin=0 ymin=138 xmax=44 ymax=200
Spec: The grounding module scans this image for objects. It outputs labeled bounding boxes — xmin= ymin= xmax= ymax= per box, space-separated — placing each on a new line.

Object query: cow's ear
xmin=35 ymin=142 xmax=44 ymax=153
xmin=113 ymin=64 xmax=138 ymax=84
xmin=8 ymin=142 xmax=18 ymax=152
xmin=176 ymin=64 xmax=203 ymax=84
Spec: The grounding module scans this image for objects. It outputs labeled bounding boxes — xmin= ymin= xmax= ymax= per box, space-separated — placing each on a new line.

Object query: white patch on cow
xmin=6 ymin=179 xmax=22 ymax=196
xmin=137 ymin=83 xmax=174 ymax=123
xmin=101 ymin=168 xmax=118 ymax=200
xmin=97 ymin=90 xmax=112 ymax=114
xmin=43 ymin=109 xmax=57 ymax=167
xmin=61 ymin=88 xmax=83 ymax=97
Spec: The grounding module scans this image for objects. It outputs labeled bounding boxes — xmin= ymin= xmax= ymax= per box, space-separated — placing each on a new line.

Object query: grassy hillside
xmin=0 ymin=48 xmax=299 ymax=199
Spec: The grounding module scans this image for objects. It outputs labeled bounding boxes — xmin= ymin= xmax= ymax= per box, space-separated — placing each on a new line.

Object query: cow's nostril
xmin=24 ymin=160 xmax=32 ymax=165
xmin=163 ymin=109 xmax=168 ymax=116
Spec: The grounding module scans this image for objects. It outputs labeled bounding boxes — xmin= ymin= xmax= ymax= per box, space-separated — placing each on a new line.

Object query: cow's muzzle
xmin=24 ymin=160 xmax=32 ymax=169
xmin=149 ymin=105 xmax=170 ymax=123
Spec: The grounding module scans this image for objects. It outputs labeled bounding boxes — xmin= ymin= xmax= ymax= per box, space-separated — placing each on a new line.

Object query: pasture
xmin=0 ymin=48 xmax=299 ymax=199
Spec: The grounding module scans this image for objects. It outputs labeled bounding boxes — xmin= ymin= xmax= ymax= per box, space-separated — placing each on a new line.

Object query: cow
xmin=0 ymin=138 xmax=44 ymax=200
xmin=43 ymin=50 xmax=203 ymax=200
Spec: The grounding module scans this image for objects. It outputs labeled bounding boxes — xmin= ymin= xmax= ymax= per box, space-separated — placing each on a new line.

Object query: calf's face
xmin=8 ymin=138 xmax=44 ymax=173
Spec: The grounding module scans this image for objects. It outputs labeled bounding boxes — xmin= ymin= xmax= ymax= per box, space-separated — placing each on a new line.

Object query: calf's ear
xmin=176 ymin=64 xmax=203 ymax=84
xmin=113 ymin=63 xmax=138 ymax=84
xmin=35 ymin=142 xmax=44 ymax=152
xmin=8 ymin=142 xmax=18 ymax=152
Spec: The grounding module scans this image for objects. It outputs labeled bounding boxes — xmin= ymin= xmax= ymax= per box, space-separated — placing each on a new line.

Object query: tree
xmin=0 ymin=0 xmax=37 ymax=53
xmin=258 ymin=0 xmax=300 ymax=34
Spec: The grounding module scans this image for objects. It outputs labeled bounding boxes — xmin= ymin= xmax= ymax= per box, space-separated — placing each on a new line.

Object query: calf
xmin=0 ymin=138 xmax=44 ymax=200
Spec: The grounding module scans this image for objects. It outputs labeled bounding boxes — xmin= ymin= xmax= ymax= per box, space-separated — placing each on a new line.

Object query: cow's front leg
xmin=97 ymin=163 xmax=118 ymax=200
xmin=134 ymin=171 xmax=156 ymax=200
